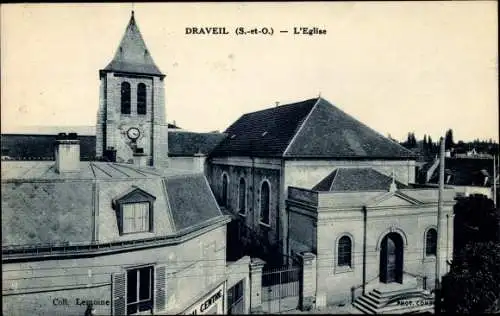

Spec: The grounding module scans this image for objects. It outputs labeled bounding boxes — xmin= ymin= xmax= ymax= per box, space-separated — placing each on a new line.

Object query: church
xmin=206 ymin=96 xmax=455 ymax=311
xmin=1 ymin=11 xmax=455 ymax=315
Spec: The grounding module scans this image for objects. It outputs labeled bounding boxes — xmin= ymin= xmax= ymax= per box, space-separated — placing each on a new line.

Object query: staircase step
xmin=353 ymin=300 xmax=376 ymax=314
xmin=354 ymin=288 xmax=434 ymax=315
xmin=372 ymin=287 xmax=420 ymax=298
xmin=371 ymin=290 xmax=429 ymax=302
xmin=357 ymin=295 xmax=382 ymax=309
xmin=378 ymin=302 xmax=434 ymax=314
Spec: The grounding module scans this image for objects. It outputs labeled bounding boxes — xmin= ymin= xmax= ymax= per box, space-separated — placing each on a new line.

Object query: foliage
xmin=441 ymin=241 xmax=500 ymax=314
xmin=445 ymin=129 xmax=455 ymax=150
xmin=453 ymin=194 xmax=499 ymax=251
xmin=441 ymin=195 xmax=500 ymax=313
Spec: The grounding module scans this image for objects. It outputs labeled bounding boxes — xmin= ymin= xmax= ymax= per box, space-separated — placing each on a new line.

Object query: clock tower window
xmin=121 ymin=82 xmax=131 ymax=114
xmin=137 ymin=83 xmax=147 ymax=115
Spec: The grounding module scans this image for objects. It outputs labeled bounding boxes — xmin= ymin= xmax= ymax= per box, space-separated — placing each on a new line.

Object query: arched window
xmin=338 ymin=236 xmax=352 ymax=267
xmin=238 ymin=178 xmax=246 ymax=215
xmin=137 ymin=83 xmax=147 ymax=115
xmin=259 ymin=181 xmax=270 ymax=225
xmin=221 ymin=174 xmax=228 ymax=207
xmin=425 ymin=228 xmax=437 ymax=256
xmin=121 ymin=82 xmax=131 ymax=114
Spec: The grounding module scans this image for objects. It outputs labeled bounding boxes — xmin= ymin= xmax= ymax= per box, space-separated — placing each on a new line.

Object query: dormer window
xmin=113 ymin=187 xmax=156 ymax=235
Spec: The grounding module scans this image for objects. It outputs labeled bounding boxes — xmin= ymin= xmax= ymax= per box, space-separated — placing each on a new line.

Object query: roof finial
xmin=318 ymin=91 xmax=322 ymax=98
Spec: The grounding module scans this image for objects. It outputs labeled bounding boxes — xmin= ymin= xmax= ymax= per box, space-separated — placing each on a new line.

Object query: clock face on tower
xmin=127 ymin=127 xmax=141 ymax=140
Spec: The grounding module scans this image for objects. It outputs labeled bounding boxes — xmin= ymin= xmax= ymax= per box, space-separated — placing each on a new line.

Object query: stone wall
xmin=208 ymin=162 xmax=282 ymax=245
xmin=96 ymin=73 xmax=168 ymax=167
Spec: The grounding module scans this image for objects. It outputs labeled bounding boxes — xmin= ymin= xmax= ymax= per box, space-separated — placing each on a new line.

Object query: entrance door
xmin=380 ymin=232 xmax=403 ymax=283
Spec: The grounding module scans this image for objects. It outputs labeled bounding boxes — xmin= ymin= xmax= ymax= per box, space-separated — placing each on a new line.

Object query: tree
xmin=441 ymin=195 xmax=500 ymax=313
xmin=453 ymin=194 xmax=499 ymax=251
xmin=428 ymin=136 xmax=434 ymax=154
xmin=445 ymin=129 xmax=455 ymax=150
xmin=441 ymin=241 xmax=500 ymax=314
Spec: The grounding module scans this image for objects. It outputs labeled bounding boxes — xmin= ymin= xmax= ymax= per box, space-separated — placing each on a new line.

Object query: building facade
xmin=1 ymin=135 xmax=231 ymax=315
xmin=286 ymin=168 xmax=455 ymax=309
xmin=207 ymin=98 xmax=417 ymax=262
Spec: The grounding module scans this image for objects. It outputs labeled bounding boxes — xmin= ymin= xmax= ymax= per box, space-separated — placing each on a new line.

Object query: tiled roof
xmin=0 ymin=161 xmax=189 ymax=180
xmin=428 ymin=157 xmax=494 ymax=186
xmin=165 ymin=175 xmax=223 ymax=231
xmin=312 ymin=168 xmax=409 ymax=192
xmin=2 ymin=130 xmax=224 ymax=161
xmin=284 ymin=98 xmax=416 ymax=158
xmin=1 ymin=134 xmax=96 ymax=161
xmin=1 ymin=161 xmax=224 ymax=247
xmin=211 ymin=98 xmax=317 ymax=157
xmin=1 ymin=181 xmax=94 ymax=246
xmin=210 ymin=97 xmax=416 ymax=159
xmin=102 ymin=12 xmax=163 ymax=76
xmin=168 ymin=131 xmax=227 ymax=157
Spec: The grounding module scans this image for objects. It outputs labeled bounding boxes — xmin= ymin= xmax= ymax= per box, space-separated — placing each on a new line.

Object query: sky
xmin=1 ymin=2 xmax=498 ymax=142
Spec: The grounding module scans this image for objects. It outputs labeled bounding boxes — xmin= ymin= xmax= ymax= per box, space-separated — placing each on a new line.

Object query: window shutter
xmin=154 ymin=264 xmax=167 ymax=313
xmin=112 ymin=272 xmax=127 ymax=316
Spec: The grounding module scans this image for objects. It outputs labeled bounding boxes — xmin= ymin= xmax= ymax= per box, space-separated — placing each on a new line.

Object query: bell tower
xmin=96 ymin=11 xmax=168 ymax=167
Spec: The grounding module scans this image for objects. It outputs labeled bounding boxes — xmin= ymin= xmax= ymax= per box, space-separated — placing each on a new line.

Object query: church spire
xmin=101 ymin=11 xmax=164 ymax=77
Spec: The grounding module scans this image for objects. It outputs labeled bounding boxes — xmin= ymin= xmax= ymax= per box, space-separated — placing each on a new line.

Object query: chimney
xmin=54 ymin=133 xmax=80 ymax=173
xmin=275 ymin=101 xmax=280 ymax=107
xmin=194 ymin=152 xmax=206 ymax=173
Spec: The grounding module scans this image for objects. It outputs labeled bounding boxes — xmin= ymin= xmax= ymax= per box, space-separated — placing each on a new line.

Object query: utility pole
xmin=435 ymin=137 xmax=445 ymax=314
xmin=493 ymin=154 xmax=497 ymax=208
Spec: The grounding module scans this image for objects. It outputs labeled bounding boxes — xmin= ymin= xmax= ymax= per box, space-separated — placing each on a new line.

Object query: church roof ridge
xmin=102 ymin=11 xmax=164 ymax=77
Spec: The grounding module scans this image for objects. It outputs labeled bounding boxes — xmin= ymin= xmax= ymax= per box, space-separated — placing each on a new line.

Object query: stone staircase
xmin=353 ymin=277 xmax=434 ymax=314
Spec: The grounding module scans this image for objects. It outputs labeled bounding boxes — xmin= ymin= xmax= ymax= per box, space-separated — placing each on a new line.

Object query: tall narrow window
xmin=127 ymin=266 xmax=153 ymax=314
xmin=137 ymin=83 xmax=147 ymax=115
xmin=338 ymin=236 xmax=352 ymax=267
xmin=259 ymin=181 xmax=270 ymax=225
xmin=121 ymin=82 xmax=131 ymax=114
xmin=238 ymin=178 xmax=246 ymax=215
xmin=426 ymin=228 xmax=437 ymax=256
xmin=222 ymin=174 xmax=228 ymax=207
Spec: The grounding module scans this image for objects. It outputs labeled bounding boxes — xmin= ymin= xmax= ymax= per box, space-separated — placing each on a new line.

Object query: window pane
xmin=222 ymin=175 xmax=228 ymax=207
xmin=123 ymin=204 xmax=134 ymax=234
xmin=260 ymin=182 xmax=270 ymax=224
xmin=127 ymin=270 xmax=138 ymax=303
xmin=137 ymin=83 xmax=147 ymax=115
xmin=127 ymin=303 xmax=138 ymax=315
xmin=139 ymin=267 xmax=151 ymax=300
xmin=239 ymin=179 xmax=246 ymax=214
xmin=122 ymin=203 xmax=149 ymax=234
xmin=338 ymin=236 xmax=352 ymax=266
xmin=135 ymin=203 xmax=149 ymax=232
xmin=426 ymin=229 xmax=437 ymax=255
xmin=121 ymin=82 xmax=131 ymax=114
